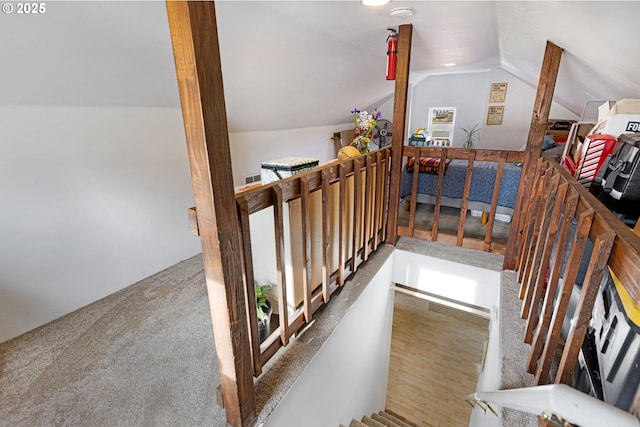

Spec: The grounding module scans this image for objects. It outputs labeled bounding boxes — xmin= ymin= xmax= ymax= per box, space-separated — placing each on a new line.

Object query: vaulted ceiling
xmin=2 ymin=1 xmax=639 ymax=132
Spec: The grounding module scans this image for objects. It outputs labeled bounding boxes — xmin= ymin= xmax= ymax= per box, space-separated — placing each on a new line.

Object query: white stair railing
xmin=466 ymin=384 xmax=640 ymax=427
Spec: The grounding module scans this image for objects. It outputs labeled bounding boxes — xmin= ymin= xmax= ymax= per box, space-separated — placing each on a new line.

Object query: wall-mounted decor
xmin=427 ymin=107 xmax=456 ymax=144
xmin=489 ymin=82 xmax=508 ymax=103
xmin=487 ymin=106 xmax=504 ymax=126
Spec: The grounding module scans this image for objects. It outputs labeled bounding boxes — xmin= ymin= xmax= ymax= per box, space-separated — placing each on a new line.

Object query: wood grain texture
xmin=483 ymin=153 xmax=507 ymax=251
xmin=386 ymin=24 xmax=413 ymax=244
xmin=165 ymin=2 xmax=256 ymax=425
xmin=505 ymin=41 xmax=563 ymax=269
xmin=387 ymin=292 xmax=488 ymax=426
xmin=556 ymin=231 xmax=615 ymax=385
xmin=457 ymin=151 xmax=476 ymax=246
xmin=535 ymin=208 xmax=593 ymax=385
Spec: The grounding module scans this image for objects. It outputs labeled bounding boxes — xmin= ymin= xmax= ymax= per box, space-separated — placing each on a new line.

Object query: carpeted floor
xmin=0 ymin=254 xmax=229 ymax=426
xmin=0 ymin=239 xmax=539 ymax=427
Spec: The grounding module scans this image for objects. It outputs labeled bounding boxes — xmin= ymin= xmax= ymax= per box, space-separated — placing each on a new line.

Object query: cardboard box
xmin=547 ymin=119 xmax=575 ymax=142
xmin=608 ymin=99 xmax=640 ymax=116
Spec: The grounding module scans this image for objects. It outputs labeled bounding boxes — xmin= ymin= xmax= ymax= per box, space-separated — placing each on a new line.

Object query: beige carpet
xmin=0 ymin=254 xmax=229 ymax=426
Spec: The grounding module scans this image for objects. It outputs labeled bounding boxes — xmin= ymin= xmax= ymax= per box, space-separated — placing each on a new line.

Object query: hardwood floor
xmin=386 ymin=291 xmax=489 ymax=427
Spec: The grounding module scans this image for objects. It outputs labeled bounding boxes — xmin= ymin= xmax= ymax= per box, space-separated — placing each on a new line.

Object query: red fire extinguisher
xmin=386 ymin=28 xmax=398 ymax=81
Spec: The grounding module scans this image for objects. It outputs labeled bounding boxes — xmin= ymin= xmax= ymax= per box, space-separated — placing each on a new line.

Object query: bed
xmin=400 ymin=157 xmax=522 ymax=219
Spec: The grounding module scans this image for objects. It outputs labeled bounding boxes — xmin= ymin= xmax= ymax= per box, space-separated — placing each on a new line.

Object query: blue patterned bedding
xmin=400 ymin=159 xmax=522 ymax=209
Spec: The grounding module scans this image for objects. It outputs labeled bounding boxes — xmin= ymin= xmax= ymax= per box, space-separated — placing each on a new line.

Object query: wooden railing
xmin=233 ymin=148 xmax=390 ymax=376
xmin=517 ymin=155 xmax=640 ymax=398
xmin=399 ymin=146 xmax=524 ymax=253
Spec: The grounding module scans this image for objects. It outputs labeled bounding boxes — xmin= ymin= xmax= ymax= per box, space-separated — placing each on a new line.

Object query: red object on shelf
xmin=574 ymin=134 xmax=618 ymax=188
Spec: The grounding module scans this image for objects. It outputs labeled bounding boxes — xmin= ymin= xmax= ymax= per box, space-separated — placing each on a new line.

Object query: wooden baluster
xmin=535 ymin=208 xmax=594 ymax=385
xmin=237 ymin=196 xmax=262 ymax=377
xmin=457 ymin=150 xmax=476 ymax=246
xmin=521 ymin=168 xmax=555 ymax=319
xmin=363 ymin=155 xmax=373 ymax=261
xmin=381 ymin=148 xmax=391 ymax=243
xmin=483 ymin=153 xmax=506 ymax=252
xmin=518 ymin=162 xmax=547 ymax=297
xmin=408 ymin=146 xmax=420 ymax=237
xmin=351 ymin=158 xmax=362 ymax=272
xmin=338 ymin=164 xmax=346 ymax=286
xmin=517 ymin=158 xmax=545 ymax=282
xmin=299 ymin=176 xmax=312 ymax=323
xmin=321 ymin=169 xmax=331 ymax=303
xmin=373 ymin=151 xmax=382 ymax=250
xmin=528 ymin=188 xmax=578 ymax=374
xmin=556 ymin=230 xmax=615 ymax=385
xmin=271 ymin=185 xmax=290 ymax=346
xmin=431 ymin=148 xmax=447 ymax=241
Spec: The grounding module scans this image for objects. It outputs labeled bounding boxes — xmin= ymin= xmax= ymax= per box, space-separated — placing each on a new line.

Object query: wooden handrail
xmin=232 ymin=148 xmax=391 ymax=375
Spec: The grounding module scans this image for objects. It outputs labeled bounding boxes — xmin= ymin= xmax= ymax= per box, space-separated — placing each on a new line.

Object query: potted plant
xmin=461 ymin=123 xmax=481 ymax=149
xmin=255 ymin=284 xmax=273 ymax=343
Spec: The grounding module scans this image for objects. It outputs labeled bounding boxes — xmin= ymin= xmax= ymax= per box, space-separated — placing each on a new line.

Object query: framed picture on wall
xmin=487 ymin=105 xmax=504 ymax=125
xmin=427 ymin=107 xmax=456 ymax=143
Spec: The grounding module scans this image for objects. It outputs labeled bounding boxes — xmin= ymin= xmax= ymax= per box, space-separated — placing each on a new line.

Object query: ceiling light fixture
xmin=441 ymin=62 xmax=457 ymax=67
xmin=361 ymin=0 xmax=390 ymax=6
xmin=390 ymin=7 xmax=414 ymax=18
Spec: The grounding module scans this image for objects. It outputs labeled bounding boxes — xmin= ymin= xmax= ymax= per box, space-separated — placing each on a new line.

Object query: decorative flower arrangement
xmin=351 ymin=108 xmax=381 ymax=154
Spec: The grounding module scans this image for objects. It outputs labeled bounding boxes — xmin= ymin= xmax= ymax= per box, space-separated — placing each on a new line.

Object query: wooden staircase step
xmin=378 ymin=411 xmax=420 ymax=427
xmin=371 ymin=413 xmax=400 ymax=427
xmin=361 ymin=415 xmax=387 ymax=427
xmin=349 ymin=420 xmax=367 ymax=427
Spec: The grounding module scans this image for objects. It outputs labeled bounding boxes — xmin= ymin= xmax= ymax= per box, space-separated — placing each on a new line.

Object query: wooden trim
xmin=338 ymin=163 xmax=346 ymax=286
xmin=528 ymin=187 xmax=578 ymax=374
xmin=381 ymin=149 xmax=390 ymax=243
xmin=373 ymin=151 xmax=382 ymax=250
xmin=431 ymin=148 xmax=447 ymax=241
xmin=483 ymin=153 xmax=507 ymax=251
xmin=363 ymin=155 xmax=373 ymax=261
xmin=321 ymin=169 xmax=331 ymax=303
xmin=237 ymin=196 xmax=262 ymax=377
xmin=408 ymin=146 xmax=420 ymax=236
xmin=457 ymin=151 xmax=476 ymax=246
xmin=524 ymin=178 xmax=566 ymax=345
xmin=299 ymin=175 xmax=312 ymax=323
xmin=352 ymin=158 xmax=362 ymax=272
xmin=386 ymin=23 xmax=413 ymax=244
xmin=521 ymin=167 xmax=554 ymax=319
xmin=535 ymin=207 xmax=593 ymax=384
xmin=556 ymin=230 xmax=615 ymax=385
xmin=505 ymin=41 xmax=564 ymax=269
xmin=165 ymin=2 xmax=256 ymax=425
xmin=271 ymin=185 xmax=290 ymax=346
xmin=518 ymin=161 xmax=546 ymax=296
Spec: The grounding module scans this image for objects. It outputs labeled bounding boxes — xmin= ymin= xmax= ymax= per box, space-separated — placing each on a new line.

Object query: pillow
xmin=405 ymin=157 xmax=452 ymax=174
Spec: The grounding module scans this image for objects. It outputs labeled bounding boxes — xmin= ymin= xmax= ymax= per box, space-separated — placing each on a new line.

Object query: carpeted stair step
xmin=371 ymin=413 xmax=401 ymax=427
xmin=361 ymin=415 xmax=387 ymax=427
xmin=377 ymin=410 xmax=420 ymax=427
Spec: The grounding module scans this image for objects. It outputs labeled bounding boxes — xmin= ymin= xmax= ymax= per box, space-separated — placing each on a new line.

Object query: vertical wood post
xmin=386 ymin=24 xmax=413 ymax=244
xmin=504 ymin=41 xmax=563 ymax=269
xmin=165 ymin=2 xmax=256 ymax=426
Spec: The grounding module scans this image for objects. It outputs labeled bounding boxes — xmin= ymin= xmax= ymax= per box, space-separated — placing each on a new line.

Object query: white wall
xmin=393 ymin=250 xmax=500 ymax=311
xmin=0 ymin=105 xmax=201 ymax=342
xmin=263 ymin=255 xmax=394 ymax=427
xmin=407 ymin=69 xmax=578 ymax=150
xmin=229 ymin=124 xmax=349 ymax=187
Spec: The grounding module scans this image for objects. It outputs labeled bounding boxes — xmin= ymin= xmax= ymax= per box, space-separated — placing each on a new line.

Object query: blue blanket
xmin=400 ymin=159 xmax=522 ymax=209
